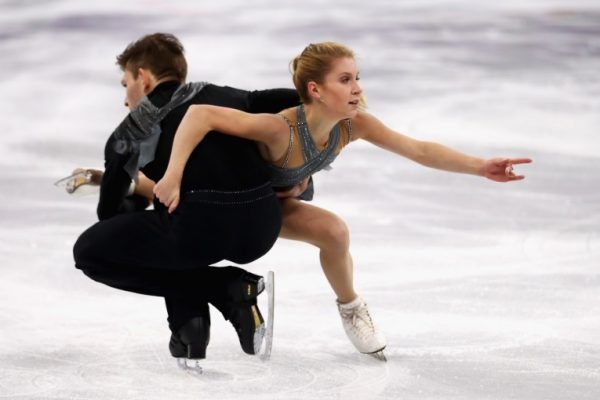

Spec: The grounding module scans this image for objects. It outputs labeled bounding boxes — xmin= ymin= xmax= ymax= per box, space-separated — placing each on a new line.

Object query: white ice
xmin=0 ymin=1 xmax=599 ymax=399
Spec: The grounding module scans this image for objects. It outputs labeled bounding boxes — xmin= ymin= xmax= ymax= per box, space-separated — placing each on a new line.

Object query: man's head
xmin=116 ymin=33 xmax=187 ymax=109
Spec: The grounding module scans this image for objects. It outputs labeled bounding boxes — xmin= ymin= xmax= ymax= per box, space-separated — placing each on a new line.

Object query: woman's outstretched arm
xmin=352 ymin=112 xmax=532 ymax=181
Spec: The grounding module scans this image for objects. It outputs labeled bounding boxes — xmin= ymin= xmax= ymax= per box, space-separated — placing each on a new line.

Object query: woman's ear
xmin=307 ymin=81 xmax=321 ymax=103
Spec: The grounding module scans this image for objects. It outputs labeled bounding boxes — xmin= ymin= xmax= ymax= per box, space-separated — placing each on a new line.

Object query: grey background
xmin=0 ymin=0 xmax=598 ymax=399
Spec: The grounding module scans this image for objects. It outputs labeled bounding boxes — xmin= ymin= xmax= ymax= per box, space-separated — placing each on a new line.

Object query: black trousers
xmin=73 ymin=184 xmax=282 ymax=332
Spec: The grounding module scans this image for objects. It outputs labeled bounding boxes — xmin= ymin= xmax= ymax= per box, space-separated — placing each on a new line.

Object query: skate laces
xmin=339 ymin=301 xmax=376 ymax=340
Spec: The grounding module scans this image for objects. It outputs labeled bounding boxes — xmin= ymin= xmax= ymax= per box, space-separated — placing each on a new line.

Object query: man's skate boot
xmin=169 ymin=316 xmax=211 ymax=360
xmin=228 ymin=299 xmax=266 ymax=355
xmin=226 ymin=270 xmax=265 ymax=303
xmin=225 ymin=271 xmax=266 ymax=355
xmin=337 ymin=297 xmax=387 ymax=361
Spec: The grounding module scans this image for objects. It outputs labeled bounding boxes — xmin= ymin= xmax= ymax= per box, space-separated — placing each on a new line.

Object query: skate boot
xmin=337 ymin=296 xmax=387 ymax=361
xmin=225 ymin=271 xmax=267 ymax=355
xmin=228 ymin=299 xmax=266 ymax=355
xmin=225 ymin=270 xmax=265 ymax=303
xmin=54 ymin=168 xmax=102 ymax=194
xmin=169 ymin=316 xmax=210 ymax=374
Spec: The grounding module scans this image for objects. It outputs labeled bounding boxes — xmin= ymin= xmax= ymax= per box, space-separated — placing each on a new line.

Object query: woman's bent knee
xmin=321 ymin=217 xmax=350 ymax=249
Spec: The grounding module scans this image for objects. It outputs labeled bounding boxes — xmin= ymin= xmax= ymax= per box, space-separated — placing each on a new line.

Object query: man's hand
xmin=153 ymin=172 xmax=182 ymax=213
xmin=275 ymin=177 xmax=310 ymax=198
xmin=483 ymin=158 xmax=532 ymax=182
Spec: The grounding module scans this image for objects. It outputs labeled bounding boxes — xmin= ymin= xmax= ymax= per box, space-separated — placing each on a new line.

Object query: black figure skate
xmin=226 ymin=270 xmax=275 ymax=360
xmin=169 ymin=316 xmax=210 ymax=375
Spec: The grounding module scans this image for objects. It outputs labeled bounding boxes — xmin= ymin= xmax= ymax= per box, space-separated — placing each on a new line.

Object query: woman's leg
xmin=278 ymin=198 xmax=387 ymax=357
xmin=278 ymin=198 xmax=357 ymax=303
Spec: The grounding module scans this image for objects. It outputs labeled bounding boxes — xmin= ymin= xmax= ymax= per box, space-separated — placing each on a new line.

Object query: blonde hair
xmin=291 ymin=42 xmax=365 ymax=106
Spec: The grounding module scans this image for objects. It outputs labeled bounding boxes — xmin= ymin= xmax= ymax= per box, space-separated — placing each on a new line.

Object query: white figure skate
xmin=54 ymin=168 xmax=102 ymax=194
xmin=337 ymin=296 xmax=387 ymax=361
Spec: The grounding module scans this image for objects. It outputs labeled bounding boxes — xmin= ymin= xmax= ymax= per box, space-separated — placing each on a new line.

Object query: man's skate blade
xmin=256 ymin=277 xmax=265 ymax=295
xmin=176 ymin=358 xmax=203 ymax=375
xmin=259 ymin=271 xmax=274 ymax=361
xmin=368 ymin=350 xmax=387 ymax=362
xmin=253 ymin=323 xmax=266 ymax=355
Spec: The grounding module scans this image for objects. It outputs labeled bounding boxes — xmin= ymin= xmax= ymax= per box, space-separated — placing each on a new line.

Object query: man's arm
xmin=97 ymin=134 xmax=148 ymax=220
xmin=246 ymin=88 xmax=300 ymax=114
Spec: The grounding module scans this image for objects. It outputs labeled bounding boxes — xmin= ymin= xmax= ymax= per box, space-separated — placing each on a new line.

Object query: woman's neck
xmin=302 ymin=103 xmax=341 ymax=147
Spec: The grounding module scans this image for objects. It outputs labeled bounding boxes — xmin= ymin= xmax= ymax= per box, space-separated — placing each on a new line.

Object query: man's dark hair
xmin=116 ymin=33 xmax=187 ymax=82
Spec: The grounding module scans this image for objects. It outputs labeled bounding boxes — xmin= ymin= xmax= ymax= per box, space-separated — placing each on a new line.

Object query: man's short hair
xmin=116 ymin=33 xmax=187 ymax=82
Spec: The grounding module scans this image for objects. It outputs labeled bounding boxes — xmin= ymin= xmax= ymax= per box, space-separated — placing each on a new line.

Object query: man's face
xmin=121 ymin=69 xmax=146 ymax=110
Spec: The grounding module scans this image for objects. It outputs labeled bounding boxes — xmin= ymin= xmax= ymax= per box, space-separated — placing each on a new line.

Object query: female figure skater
xmin=153 ymin=42 xmax=532 ymax=360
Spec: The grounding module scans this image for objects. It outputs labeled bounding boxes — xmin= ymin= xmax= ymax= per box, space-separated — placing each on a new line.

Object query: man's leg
xmin=166 ymin=298 xmax=210 ymax=359
xmin=73 ymin=209 xmax=268 ymax=357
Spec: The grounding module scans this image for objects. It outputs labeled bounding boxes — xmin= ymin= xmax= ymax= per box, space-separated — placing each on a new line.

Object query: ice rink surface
xmin=0 ymin=0 xmax=599 ymax=399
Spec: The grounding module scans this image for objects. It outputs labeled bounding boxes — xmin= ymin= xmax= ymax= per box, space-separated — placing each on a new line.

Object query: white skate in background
xmin=54 ymin=168 xmax=102 ymax=196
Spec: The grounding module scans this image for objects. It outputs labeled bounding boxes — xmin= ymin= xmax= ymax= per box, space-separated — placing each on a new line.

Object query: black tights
xmin=73 ymin=189 xmax=281 ymax=332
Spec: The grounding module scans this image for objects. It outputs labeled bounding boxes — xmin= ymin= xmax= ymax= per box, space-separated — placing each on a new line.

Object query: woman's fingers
xmin=168 ymin=196 xmax=179 ymax=214
xmin=509 ymin=158 xmax=533 ymax=165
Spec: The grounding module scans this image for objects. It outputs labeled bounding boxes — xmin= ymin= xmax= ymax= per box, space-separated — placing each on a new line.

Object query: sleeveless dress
xmin=267 ymin=104 xmax=352 ymax=201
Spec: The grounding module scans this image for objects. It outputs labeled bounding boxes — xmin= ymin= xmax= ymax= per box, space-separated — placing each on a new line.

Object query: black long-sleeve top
xmin=98 ymin=82 xmax=300 ymax=220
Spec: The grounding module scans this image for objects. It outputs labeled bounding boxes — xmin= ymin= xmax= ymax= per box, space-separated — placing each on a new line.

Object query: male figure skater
xmin=73 ymin=33 xmax=299 ymax=367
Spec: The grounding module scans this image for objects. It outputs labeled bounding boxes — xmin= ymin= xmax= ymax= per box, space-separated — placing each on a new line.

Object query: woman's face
xmin=318 ymin=56 xmax=362 ymax=118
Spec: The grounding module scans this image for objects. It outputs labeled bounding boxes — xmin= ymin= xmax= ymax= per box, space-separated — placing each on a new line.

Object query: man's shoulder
xmin=104 ymin=130 xmax=118 ymax=156
xmin=195 ymin=82 xmax=248 ymax=96
xmin=189 ymin=82 xmax=250 ymax=108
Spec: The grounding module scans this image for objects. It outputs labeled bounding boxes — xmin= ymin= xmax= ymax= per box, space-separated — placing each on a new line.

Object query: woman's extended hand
xmin=153 ymin=172 xmax=181 ymax=213
xmin=483 ymin=157 xmax=532 ymax=182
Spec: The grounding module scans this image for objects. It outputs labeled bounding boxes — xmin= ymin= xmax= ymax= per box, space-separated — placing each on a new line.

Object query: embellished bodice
xmin=267 ymin=105 xmax=351 ymax=188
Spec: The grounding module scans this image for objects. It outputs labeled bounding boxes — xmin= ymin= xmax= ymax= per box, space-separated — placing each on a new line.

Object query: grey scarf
xmin=112 ymin=81 xmax=208 ymax=179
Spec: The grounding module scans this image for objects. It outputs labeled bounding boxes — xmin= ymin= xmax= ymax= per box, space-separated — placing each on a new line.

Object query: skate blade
xmin=368 ymin=350 xmax=387 ymax=362
xmin=176 ymin=358 xmax=203 ymax=375
xmin=259 ymin=270 xmax=275 ymax=361
xmin=253 ymin=322 xmax=266 ymax=355
xmin=256 ymin=277 xmax=265 ymax=295
xmin=54 ymin=170 xmax=93 ymax=194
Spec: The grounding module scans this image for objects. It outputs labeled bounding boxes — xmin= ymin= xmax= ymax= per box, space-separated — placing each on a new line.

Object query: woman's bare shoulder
xmin=349 ymin=111 xmax=383 ymax=139
xmin=278 ymin=106 xmax=298 ymax=123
